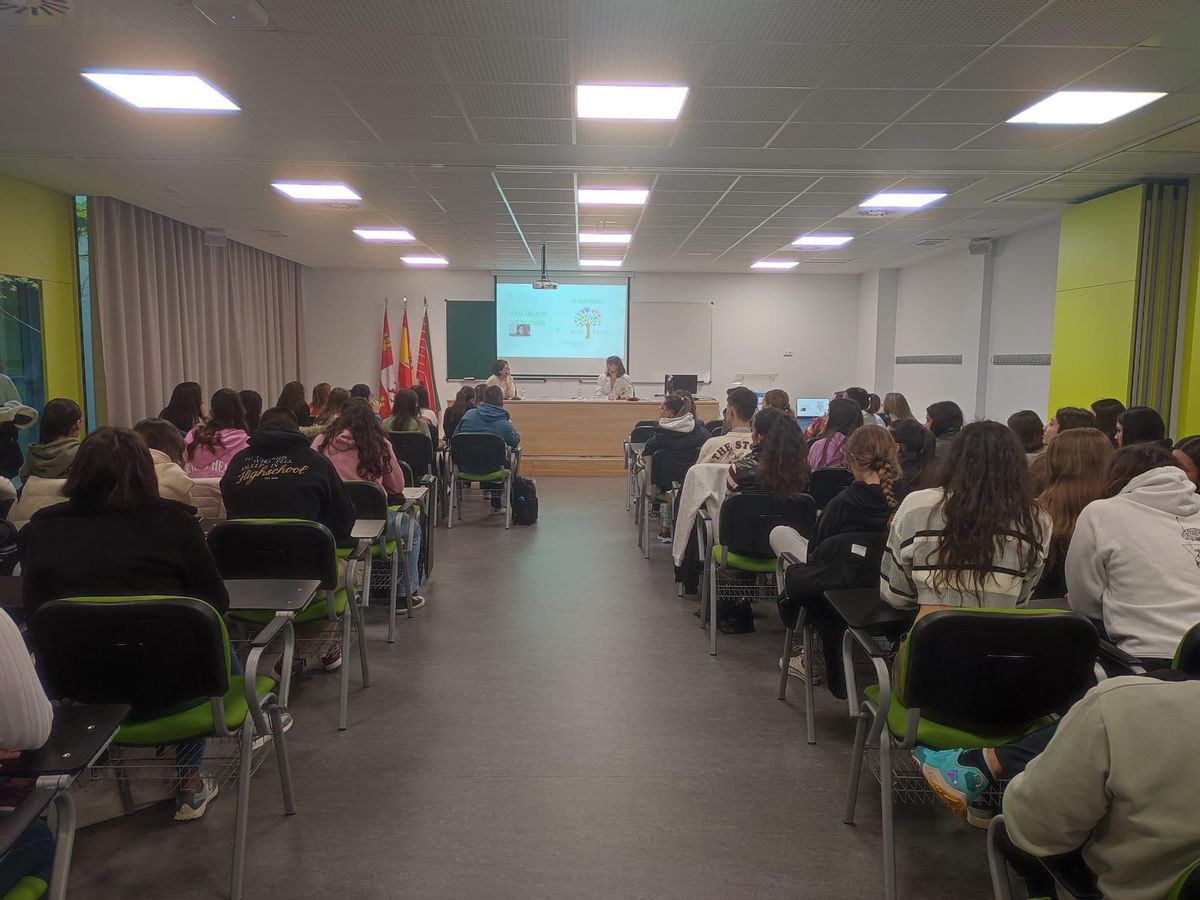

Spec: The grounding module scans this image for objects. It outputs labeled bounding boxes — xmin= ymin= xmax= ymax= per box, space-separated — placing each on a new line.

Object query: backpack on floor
xmin=510 ymin=475 xmax=538 ymax=526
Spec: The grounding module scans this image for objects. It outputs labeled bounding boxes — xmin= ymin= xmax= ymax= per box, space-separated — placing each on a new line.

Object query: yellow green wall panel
xmin=0 ymin=174 xmax=83 ymax=406
xmin=1178 ymin=178 xmax=1200 ymax=437
xmin=1048 ymin=185 xmax=1145 ymax=416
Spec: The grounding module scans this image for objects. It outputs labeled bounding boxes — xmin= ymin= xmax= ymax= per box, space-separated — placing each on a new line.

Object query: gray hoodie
xmin=19 ymin=437 xmax=80 ymax=480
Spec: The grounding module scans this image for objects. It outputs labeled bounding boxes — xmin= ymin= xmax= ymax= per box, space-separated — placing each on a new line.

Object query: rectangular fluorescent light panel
xmin=859 ymin=192 xmax=946 ymax=209
xmin=793 ymin=235 xmax=853 ymax=248
xmin=353 ymin=228 xmax=415 ymax=242
xmin=579 ymin=232 xmax=632 ymax=245
xmin=580 ymin=259 xmax=623 ymax=267
xmin=82 ymin=72 xmax=239 ymax=110
xmin=401 ymin=256 xmax=448 ymax=266
xmin=751 ymin=260 xmax=799 ymax=270
xmin=1007 ymin=91 xmax=1166 ymax=125
xmin=576 ymin=84 xmax=689 ymax=120
xmin=272 ymin=182 xmax=361 ymax=201
xmin=578 ymin=188 xmax=649 ymax=206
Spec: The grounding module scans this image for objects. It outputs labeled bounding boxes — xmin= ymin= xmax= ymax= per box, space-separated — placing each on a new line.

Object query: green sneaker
xmin=913 ymin=748 xmax=992 ymax=826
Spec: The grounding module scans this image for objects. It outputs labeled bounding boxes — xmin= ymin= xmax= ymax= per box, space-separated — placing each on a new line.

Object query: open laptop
xmin=794 ymin=397 xmax=830 ymax=432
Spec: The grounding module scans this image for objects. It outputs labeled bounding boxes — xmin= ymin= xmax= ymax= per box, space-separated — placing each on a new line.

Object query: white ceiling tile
xmin=1004 ymin=0 xmax=1199 ymax=47
xmin=960 ymin=125 xmax=1096 ymax=150
xmin=684 ymin=87 xmax=807 ymax=123
xmin=1069 ymin=48 xmax=1200 ymax=92
xmin=673 ymin=122 xmax=780 ymax=148
xmin=573 ymin=40 xmax=711 ymax=83
xmin=720 ymin=0 xmax=885 ymax=43
xmin=253 ymin=113 xmax=380 ymax=142
xmin=1133 ymin=121 xmax=1200 ymax=152
xmin=864 ymin=122 xmax=992 ymax=149
xmin=825 ymin=44 xmax=984 ymax=89
xmin=336 ymin=81 xmax=462 ymax=117
xmin=860 ymin=0 xmax=1046 ymax=44
xmin=458 ymin=83 xmax=571 ymax=118
xmin=702 ymin=43 xmax=847 ymax=87
xmin=575 ymin=0 xmax=726 ymax=41
xmin=364 ymin=116 xmax=476 ymax=143
xmin=261 ymin=0 xmax=422 ymax=33
xmin=497 ymin=172 xmax=575 ymax=190
xmin=770 ymin=123 xmax=885 ymax=148
xmin=416 ymin=0 xmax=567 ymax=38
xmin=900 ymin=90 xmax=1046 ymax=123
xmin=440 ymin=39 xmax=569 ymax=83
xmin=290 ymin=34 xmax=443 ymax=81
xmin=946 ymin=46 xmax=1122 ymax=90
xmin=576 ymin=121 xmax=676 ymax=146
xmin=791 ymin=89 xmax=930 ymax=123
xmin=654 ymin=175 xmax=738 ymax=192
xmin=471 ymin=118 xmax=573 ymax=145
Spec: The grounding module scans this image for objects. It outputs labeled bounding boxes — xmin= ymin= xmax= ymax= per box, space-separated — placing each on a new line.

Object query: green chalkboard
xmin=445 ymin=300 xmax=497 ymax=380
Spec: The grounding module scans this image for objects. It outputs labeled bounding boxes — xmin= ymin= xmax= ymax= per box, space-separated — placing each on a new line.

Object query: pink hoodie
xmin=184 ymin=426 xmax=250 ymax=479
xmin=312 ymin=430 xmax=406 ymax=495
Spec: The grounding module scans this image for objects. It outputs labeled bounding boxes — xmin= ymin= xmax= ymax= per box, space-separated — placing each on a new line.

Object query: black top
xmin=220 ymin=429 xmax=354 ymax=543
xmin=728 ymin=444 xmax=764 ymax=492
xmin=19 ymin=496 xmax=230 ymax=620
xmin=443 ymin=407 xmax=467 ymax=440
xmin=810 ymin=480 xmax=910 ymax=548
xmin=642 ymin=418 xmax=709 ymax=457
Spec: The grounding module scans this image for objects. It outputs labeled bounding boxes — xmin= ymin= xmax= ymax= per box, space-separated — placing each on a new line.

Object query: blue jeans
xmin=0 ymin=816 xmax=53 ymax=894
xmin=176 ymin=651 xmax=242 ymax=779
xmin=386 ymin=510 xmax=423 ymax=595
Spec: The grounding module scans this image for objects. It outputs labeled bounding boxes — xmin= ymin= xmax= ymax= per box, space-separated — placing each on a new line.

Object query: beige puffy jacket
xmin=7 ymin=476 xmax=67 ymax=531
xmin=190 ymin=477 xmax=226 ymax=521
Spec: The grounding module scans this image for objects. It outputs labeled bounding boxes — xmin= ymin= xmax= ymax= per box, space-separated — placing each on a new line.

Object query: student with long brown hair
xmin=882 ymin=391 xmax=914 ymax=424
xmin=309 ymin=382 xmax=331 ymax=419
xmin=881 ymin=421 xmax=1050 ymax=611
xmin=159 ymin=382 xmax=204 ymax=435
xmin=889 ymin=418 xmax=936 ymax=489
xmin=727 ymin=407 xmax=810 ymax=498
xmin=1091 ymin=397 xmax=1125 ymax=445
xmin=442 ymin=385 xmax=477 ymax=440
xmin=276 ymin=381 xmax=312 ymax=427
xmin=383 ymin=388 xmax=430 ymax=439
xmin=1033 ymin=427 xmax=1112 ymax=598
xmin=184 ymin=388 xmax=249 ymax=479
xmin=807 ymin=397 xmax=861 ymax=468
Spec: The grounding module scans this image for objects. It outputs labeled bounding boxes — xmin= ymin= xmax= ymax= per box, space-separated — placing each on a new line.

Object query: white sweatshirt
xmin=1066 ymin=466 xmax=1200 ymax=660
xmin=0 ymin=609 xmax=52 ymax=751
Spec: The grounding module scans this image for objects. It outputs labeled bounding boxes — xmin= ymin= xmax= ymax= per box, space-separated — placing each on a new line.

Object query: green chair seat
xmin=117 ymin=674 xmax=277 ymax=745
xmin=712 ymin=544 xmax=776 ymax=573
xmin=1168 ymin=859 xmax=1200 ymax=900
xmin=863 ymin=684 xmax=1053 ymax=749
xmin=456 ymin=469 xmax=508 ymax=481
xmin=2 ymin=877 xmax=48 ymax=900
xmin=228 ymin=588 xmax=348 ymax=625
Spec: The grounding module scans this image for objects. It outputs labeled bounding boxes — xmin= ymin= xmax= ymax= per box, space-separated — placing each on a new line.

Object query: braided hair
xmin=843 ymin=424 xmax=902 ymax=511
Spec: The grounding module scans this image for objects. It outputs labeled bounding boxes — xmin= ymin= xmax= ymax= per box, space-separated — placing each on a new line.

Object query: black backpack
xmin=510 ymin=475 xmax=538 ymax=526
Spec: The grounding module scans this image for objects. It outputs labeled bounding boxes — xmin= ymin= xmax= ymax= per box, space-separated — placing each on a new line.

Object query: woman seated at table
xmin=595 ymin=356 xmax=634 ymax=400
xmin=18 ymin=426 xmax=229 ymax=822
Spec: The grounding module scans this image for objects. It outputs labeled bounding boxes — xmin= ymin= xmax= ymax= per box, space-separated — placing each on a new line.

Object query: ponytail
xmin=844 ymin=425 xmax=903 ymax=511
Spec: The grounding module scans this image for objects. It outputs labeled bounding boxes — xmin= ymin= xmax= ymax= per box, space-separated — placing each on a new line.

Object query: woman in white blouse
xmin=595 ymin=356 xmax=634 ymax=400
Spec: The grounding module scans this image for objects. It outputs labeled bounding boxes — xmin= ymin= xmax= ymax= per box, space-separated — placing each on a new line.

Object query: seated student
xmin=881 ymin=421 xmax=1051 ymax=612
xmin=845 ymin=386 xmax=885 ymax=427
xmin=889 ymin=418 xmax=936 ymax=489
xmin=302 ymin=386 xmax=350 ymax=439
xmin=1091 ymin=396 xmax=1125 ymax=446
xmin=18 ymin=427 xmax=229 ymax=821
xmin=1174 ymin=435 xmax=1200 ymax=489
xmin=925 ymin=400 xmax=964 ymax=468
xmin=312 ymin=400 xmax=423 ymax=608
xmin=807 ymin=397 xmax=861 ymax=468
xmin=382 ymin=388 xmax=431 ymax=439
xmin=276 ymin=381 xmax=313 ymax=428
xmin=595 ymin=356 xmax=635 ymax=400
xmin=727 ymin=406 xmax=810 ymax=497
xmin=8 ymin=399 xmax=83 ymax=531
xmin=1116 ymin=404 xmax=1170 ymax=448
xmin=0 ymin=607 xmax=55 ymax=896
xmin=771 ymin=425 xmax=908 ymax=691
xmin=442 ymin=386 xmax=476 ymax=442
xmin=221 ymin=407 xmax=354 ymax=671
xmin=1066 ymin=443 xmax=1200 ymax=664
xmin=642 ymin=393 xmax=710 ymax=532
xmin=761 ymin=389 xmax=791 ymax=415
xmin=0 ymin=400 xmax=38 ymax=482
xmin=867 ymin=392 xmax=884 ymax=424
xmin=184 ymin=388 xmax=249 ymax=479
xmin=455 ymin=386 xmax=520 ymax=513
xmin=1033 ymin=427 xmax=1111 ymax=599
xmin=1031 ymin=406 xmax=1099 ymax=492
xmin=696 ymin=386 xmax=756 ymax=464
xmin=133 ymin=417 xmax=195 ymax=505
xmin=485 ymin=359 xmax=518 ymax=401
xmin=882 ymin=391 xmax=915 ymax=424
xmin=472 ymin=383 xmax=487 ymax=407
xmin=159 ymin=381 xmax=204 ymax=436
xmin=238 ymin=389 xmax=262 ymax=434
xmin=1006 ymin=409 xmax=1046 ymax=462
xmin=309 ymin=382 xmax=331 ymax=419
xmin=412 ymin=384 xmax=439 ymax=429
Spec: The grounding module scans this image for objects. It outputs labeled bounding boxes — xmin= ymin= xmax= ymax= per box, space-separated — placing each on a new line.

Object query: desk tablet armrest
xmin=0 ymin=790 xmax=52 ymax=855
xmin=1097 ymin=638 xmax=1145 ymax=675
xmin=848 ymin=626 xmax=893 ymax=660
xmin=349 ymin=539 xmax=371 ymax=562
xmin=250 ymin=615 xmax=288 ymax=649
xmin=419 ymin=474 xmax=435 ymax=486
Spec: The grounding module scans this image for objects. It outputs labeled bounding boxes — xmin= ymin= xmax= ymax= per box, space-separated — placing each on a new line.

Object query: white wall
xmin=303 ymin=268 xmax=862 ymax=406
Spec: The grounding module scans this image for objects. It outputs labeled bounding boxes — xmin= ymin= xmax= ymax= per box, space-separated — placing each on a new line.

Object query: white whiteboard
xmin=629 ymin=301 xmax=713 ymax=384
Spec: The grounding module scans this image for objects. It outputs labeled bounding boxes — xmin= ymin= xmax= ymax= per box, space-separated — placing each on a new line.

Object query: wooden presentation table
xmin=505 ymin=398 xmax=719 ymax=476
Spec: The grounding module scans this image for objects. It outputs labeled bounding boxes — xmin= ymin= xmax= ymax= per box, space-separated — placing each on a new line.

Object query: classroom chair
xmin=635 ymin=446 xmax=698 ymax=558
xmin=30 ymin=596 xmax=294 ymax=900
xmin=843 ymin=607 xmax=1097 ymax=900
xmin=343 ymin=480 xmax=419 ymax=643
xmin=704 ymin=419 xmax=724 ymax=436
xmin=775 ymin=531 xmax=888 ymax=743
xmin=448 ymin=432 xmax=515 ymax=530
xmin=697 ymin=491 xmax=816 ymax=655
xmin=808 ymin=467 xmax=855 ymax=512
xmin=624 ymin=424 xmax=656 ymax=515
xmin=388 ymin=432 xmax=438 ymax=508
xmin=208 ymin=520 xmax=370 ymax=732
xmin=1174 ymin=620 xmax=1200 ymax=676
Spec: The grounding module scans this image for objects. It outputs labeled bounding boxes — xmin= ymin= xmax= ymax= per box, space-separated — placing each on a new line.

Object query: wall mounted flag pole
xmin=416 ymin=297 xmax=440 ymax=413
xmin=378 ymin=298 xmax=395 ymax=418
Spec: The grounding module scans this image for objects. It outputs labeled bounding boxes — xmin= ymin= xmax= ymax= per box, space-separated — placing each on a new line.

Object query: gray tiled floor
xmin=68 ymin=478 xmax=993 ymax=898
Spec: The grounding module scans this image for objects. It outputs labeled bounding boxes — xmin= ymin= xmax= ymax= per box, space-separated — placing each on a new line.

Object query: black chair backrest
xmin=429 ymin=422 xmax=440 ymax=448
xmin=809 ymin=467 xmax=855 ymax=510
xmin=648 ymin=446 xmax=699 ymax=490
xmin=32 ymin=597 xmax=229 ymax=717
xmin=388 ymin=432 xmax=436 ymax=477
xmin=344 ymin=480 xmax=388 ymax=518
xmin=629 ymin=425 xmax=655 ymax=444
xmin=903 ymin=609 xmax=1098 ymax=727
xmin=719 ymin=492 xmax=818 ymax=557
xmin=1175 ymin=621 xmax=1200 ymax=676
xmin=705 ymin=419 xmax=724 ymax=435
xmin=208 ymin=519 xmax=339 ymax=590
xmin=451 ymin=432 xmax=508 ymax=475
xmin=634 ymin=419 xmax=656 ymax=428
xmin=806 ymin=530 xmax=888 ymax=577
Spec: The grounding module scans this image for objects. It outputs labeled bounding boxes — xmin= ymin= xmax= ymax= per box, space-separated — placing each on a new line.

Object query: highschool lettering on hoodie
xmin=233 ymin=454 xmax=311 ymax=485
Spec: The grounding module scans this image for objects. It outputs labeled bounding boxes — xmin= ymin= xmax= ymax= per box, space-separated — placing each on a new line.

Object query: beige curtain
xmin=91 ymin=197 xmax=306 ymax=426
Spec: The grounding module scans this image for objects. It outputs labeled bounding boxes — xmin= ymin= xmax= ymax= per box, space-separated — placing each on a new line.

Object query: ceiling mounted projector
xmin=533 ymin=244 xmax=558 ymax=290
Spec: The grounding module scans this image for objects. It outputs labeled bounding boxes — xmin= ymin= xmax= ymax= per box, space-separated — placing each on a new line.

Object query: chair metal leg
xmin=268 ymin=703 xmax=296 ymax=815
xmin=504 ymin=474 xmax=511 ymax=530
xmin=386 ymin=545 xmax=397 ymax=642
xmin=110 ymin=746 xmax=136 ymax=816
xmin=337 ymin=609 xmax=352 ymax=731
xmin=708 ymin=562 xmax=719 ymax=655
xmin=986 ymin=817 xmax=1014 ymax=900
xmin=844 ymin=705 xmax=870 ymax=824
xmin=802 ymin=621 xmax=817 ymax=745
xmin=46 ymin=790 xmax=76 ymax=900
xmin=230 ymin=720 xmax=254 ymax=900
xmin=880 ymin=736 xmax=898 ymax=900
xmin=351 ymin=586 xmax=371 ymax=687
xmin=777 ymin=626 xmax=794 ymax=700
xmin=397 ymin=542 xmax=411 ymax=619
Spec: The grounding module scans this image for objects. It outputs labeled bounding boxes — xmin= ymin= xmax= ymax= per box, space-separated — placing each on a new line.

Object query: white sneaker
xmin=778 ymin=652 xmax=822 ymax=684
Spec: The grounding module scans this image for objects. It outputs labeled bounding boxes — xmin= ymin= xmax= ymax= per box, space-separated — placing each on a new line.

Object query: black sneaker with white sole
xmin=175 ymin=774 xmax=219 ymax=821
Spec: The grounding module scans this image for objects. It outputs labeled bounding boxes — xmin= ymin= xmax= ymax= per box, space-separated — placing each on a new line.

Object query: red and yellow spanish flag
xmin=378 ymin=304 xmax=395 ymax=418
xmin=397 ymin=302 xmax=415 ymax=389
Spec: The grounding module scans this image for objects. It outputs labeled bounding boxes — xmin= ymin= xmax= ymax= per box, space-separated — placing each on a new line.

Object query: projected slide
xmin=495 ymin=280 xmax=629 ymax=376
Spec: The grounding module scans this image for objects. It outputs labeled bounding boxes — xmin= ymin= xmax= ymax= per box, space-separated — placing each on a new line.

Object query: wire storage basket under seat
xmin=864 ymin=743 xmax=1007 ymax=808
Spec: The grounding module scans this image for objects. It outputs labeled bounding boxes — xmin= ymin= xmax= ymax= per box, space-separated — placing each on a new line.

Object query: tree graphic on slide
xmin=575 ymin=306 xmax=601 ymax=339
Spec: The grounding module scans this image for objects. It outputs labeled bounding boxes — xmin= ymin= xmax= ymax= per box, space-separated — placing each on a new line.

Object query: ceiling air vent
xmin=912 ymin=238 xmax=949 ymax=246
xmin=0 ymin=0 xmax=71 ymax=20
